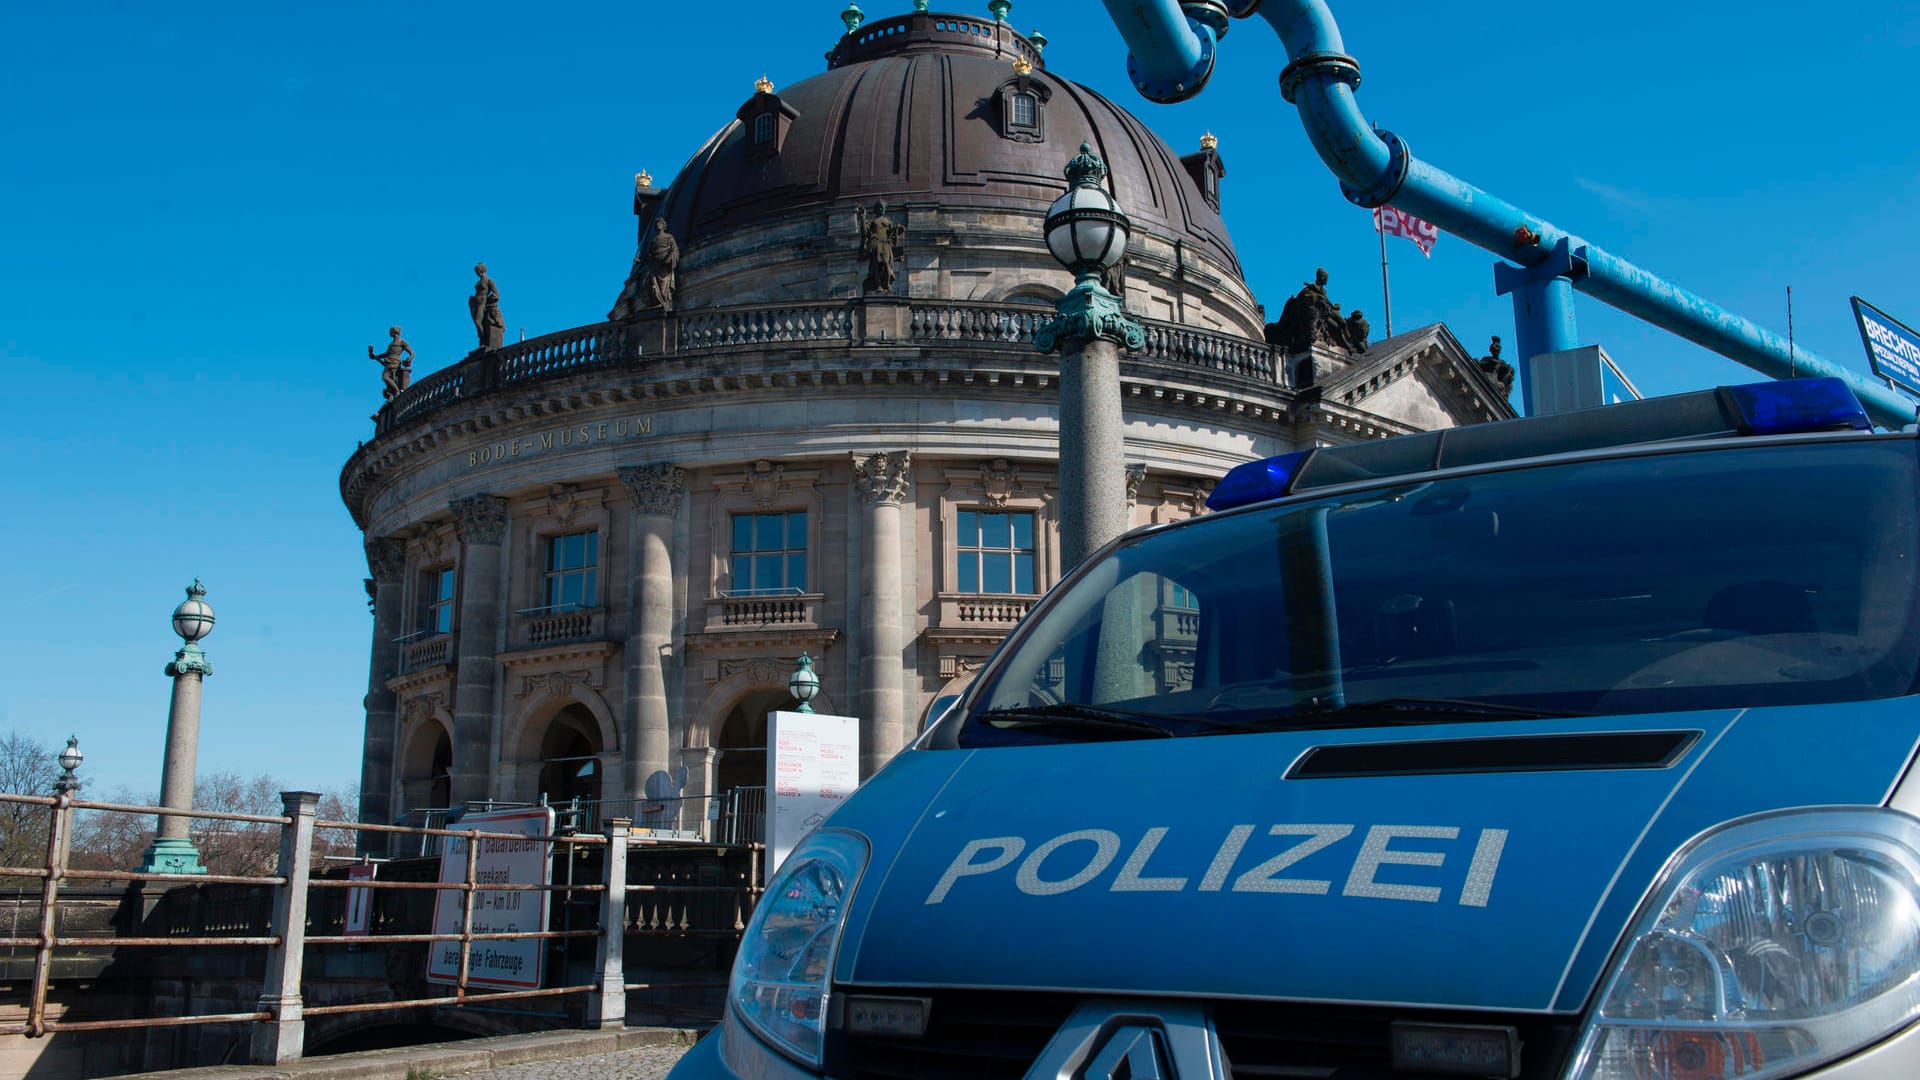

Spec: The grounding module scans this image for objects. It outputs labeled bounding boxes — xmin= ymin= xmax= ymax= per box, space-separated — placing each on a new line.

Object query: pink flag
xmin=1373 ymin=206 xmax=1439 ymax=257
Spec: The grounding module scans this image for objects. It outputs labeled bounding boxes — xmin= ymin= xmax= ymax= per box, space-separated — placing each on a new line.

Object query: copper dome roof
xmin=648 ymin=10 xmax=1244 ymax=282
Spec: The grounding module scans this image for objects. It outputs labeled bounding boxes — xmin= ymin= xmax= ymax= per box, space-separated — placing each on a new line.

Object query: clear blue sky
xmin=4 ymin=1 xmax=1916 ymax=800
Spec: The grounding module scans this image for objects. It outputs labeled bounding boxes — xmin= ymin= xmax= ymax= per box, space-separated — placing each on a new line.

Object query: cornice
xmin=682 ymin=628 xmax=841 ymax=654
xmin=339 ymin=352 xmax=1303 ymax=530
xmin=497 ymin=640 xmax=620 ymax=669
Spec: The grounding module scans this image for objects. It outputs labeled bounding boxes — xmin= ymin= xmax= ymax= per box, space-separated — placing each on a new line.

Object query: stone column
xmin=853 ymin=451 xmax=911 ymax=778
xmin=1056 ymin=335 xmax=1131 ymax=570
xmin=448 ymin=494 xmax=508 ymax=810
xmin=617 ymin=463 xmax=686 ymax=807
xmin=359 ymin=537 xmax=406 ymax=844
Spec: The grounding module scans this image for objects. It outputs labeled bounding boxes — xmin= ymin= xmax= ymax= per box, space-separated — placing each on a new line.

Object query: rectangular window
xmin=730 ymin=511 xmax=808 ymax=595
xmin=1010 ymin=93 xmax=1036 ymax=127
xmin=543 ymin=531 xmax=599 ymax=611
xmin=957 ymin=510 xmax=1035 ymax=594
xmin=425 ymin=567 xmax=456 ymax=634
xmin=753 ymin=113 xmax=776 ymax=144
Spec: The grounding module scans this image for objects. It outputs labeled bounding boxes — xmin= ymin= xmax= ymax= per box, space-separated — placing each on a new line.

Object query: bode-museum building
xmin=339 ymin=7 xmax=1515 ymax=836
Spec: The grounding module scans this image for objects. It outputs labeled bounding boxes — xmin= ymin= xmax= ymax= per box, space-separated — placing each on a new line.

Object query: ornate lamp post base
xmin=1036 ymin=278 xmax=1145 ymax=353
xmin=139 ymin=836 xmax=209 ymax=876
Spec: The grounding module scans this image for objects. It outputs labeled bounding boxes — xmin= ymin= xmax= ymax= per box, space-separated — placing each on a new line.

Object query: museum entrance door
xmin=713 ymin=686 xmax=800 ymax=846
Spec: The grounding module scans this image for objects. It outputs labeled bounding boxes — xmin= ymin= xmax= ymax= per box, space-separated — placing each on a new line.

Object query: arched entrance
xmin=398 ymin=717 xmax=452 ymax=818
xmin=534 ymin=703 xmax=604 ymax=805
xmin=712 ymin=686 xmax=804 ymax=845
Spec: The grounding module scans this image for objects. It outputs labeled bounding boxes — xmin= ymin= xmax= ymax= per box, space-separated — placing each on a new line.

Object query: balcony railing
xmin=397 ymin=632 xmax=453 ymax=673
xmin=706 ymin=593 xmax=822 ymax=630
xmin=373 ymin=300 xmax=1284 ymax=435
xmin=517 ymin=606 xmax=604 ymax=647
xmin=942 ymin=593 xmax=1038 ymax=626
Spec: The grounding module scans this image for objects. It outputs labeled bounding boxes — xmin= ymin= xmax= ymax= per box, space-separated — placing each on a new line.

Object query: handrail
xmin=1099 ymin=0 xmax=1913 ymax=429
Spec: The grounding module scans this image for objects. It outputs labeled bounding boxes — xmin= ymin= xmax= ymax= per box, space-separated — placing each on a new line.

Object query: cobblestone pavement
xmin=443 ymin=1042 xmax=690 ymax=1080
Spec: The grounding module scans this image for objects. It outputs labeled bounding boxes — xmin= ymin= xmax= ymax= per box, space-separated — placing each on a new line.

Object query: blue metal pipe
xmin=1099 ymin=0 xmax=1218 ymax=103
xmin=1107 ymin=0 xmax=1914 ymax=428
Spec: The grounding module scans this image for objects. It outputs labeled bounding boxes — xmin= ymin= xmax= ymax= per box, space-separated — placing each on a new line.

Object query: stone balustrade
xmin=374 ymin=301 xmax=1282 ymax=435
xmin=398 ymin=633 xmax=453 ymax=673
xmin=706 ymin=593 xmax=822 ymax=630
xmin=947 ymin=594 xmax=1038 ymax=625
xmin=522 ymin=607 xmax=602 ymax=647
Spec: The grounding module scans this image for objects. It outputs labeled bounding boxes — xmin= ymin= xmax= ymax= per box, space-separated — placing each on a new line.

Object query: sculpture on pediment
xmin=1345 ymin=310 xmax=1370 ymax=354
xmin=1266 ymin=267 xmax=1353 ymax=356
xmin=1479 ymin=335 xmax=1516 ymax=398
xmin=368 ymin=326 xmax=414 ymax=400
xmin=856 ymin=202 xmax=905 ymax=295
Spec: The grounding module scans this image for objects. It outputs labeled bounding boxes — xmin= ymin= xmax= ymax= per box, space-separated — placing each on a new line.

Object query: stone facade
xmin=339 ymin=11 xmax=1514 ymax=839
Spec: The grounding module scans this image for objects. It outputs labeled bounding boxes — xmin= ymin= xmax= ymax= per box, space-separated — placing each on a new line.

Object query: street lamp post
xmin=140 ymin=579 xmax=213 ymax=876
xmin=788 ymin=652 xmax=821 ymax=714
xmin=1036 ymin=143 xmax=1144 ymax=571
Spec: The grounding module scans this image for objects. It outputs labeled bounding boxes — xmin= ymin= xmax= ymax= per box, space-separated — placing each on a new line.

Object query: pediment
xmin=1313 ymin=323 xmax=1515 ymax=432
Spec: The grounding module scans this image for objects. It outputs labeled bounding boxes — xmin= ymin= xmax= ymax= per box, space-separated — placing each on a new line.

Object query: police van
xmin=672 ymin=378 xmax=1920 ymax=1080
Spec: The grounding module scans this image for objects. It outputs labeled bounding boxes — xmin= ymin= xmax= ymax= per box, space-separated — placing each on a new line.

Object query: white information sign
xmin=426 ymin=806 xmax=555 ymax=989
xmin=343 ymin=864 xmax=376 ymax=937
xmin=766 ymin=710 xmax=861 ymax=873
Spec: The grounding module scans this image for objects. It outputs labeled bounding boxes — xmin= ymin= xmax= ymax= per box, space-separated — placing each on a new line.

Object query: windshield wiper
xmin=979 ymin=703 xmax=1262 ymax=739
xmin=1267 ymin=696 xmax=1579 ymax=730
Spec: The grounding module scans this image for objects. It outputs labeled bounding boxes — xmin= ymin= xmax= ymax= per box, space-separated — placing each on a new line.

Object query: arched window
xmin=753 ymin=113 xmax=776 ymax=145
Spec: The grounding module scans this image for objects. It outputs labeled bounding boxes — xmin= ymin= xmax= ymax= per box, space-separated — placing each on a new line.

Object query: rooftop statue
xmin=856 ymin=202 xmax=905 ymax=296
xmin=1345 ymin=310 xmax=1370 ymax=354
xmin=610 ymin=220 xmax=682 ymax=320
xmin=368 ymin=326 xmax=414 ymax=400
xmin=1266 ymin=267 xmax=1353 ymax=356
xmin=1480 ymin=335 xmax=1516 ymax=397
xmin=469 ymin=262 xmax=505 ymax=351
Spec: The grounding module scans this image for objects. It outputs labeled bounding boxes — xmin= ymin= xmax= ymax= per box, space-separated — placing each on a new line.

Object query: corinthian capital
xmin=619 ymin=462 xmax=687 ymax=517
xmin=450 ymin=494 xmax=509 ymax=545
xmin=364 ymin=535 xmax=408 ymax=583
xmin=853 ymin=450 xmax=912 ymax=507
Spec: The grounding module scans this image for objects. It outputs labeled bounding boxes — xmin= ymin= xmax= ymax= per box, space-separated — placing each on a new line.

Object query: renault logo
xmin=1026 ymin=1001 xmax=1224 ymax=1080
xmin=1084 ymin=1024 xmax=1170 ymax=1079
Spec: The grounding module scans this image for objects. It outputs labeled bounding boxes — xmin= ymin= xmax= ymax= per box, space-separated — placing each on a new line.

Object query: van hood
xmin=828 ymin=702 xmax=1920 ymax=1013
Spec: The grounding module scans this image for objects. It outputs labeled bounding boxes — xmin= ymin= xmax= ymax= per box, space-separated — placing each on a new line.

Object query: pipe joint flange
xmin=1125 ymin=20 xmax=1218 ymax=103
xmin=1223 ymin=0 xmax=1264 ymax=18
xmin=1182 ymin=0 xmax=1231 ymax=37
xmin=1278 ymin=50 xmax=1360 ymax=103
xmin=1338 ymin=128 xmax=1410 ymax=209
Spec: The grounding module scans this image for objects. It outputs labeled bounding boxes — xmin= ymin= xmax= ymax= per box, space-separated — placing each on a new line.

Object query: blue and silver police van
xmin=672 ymin=378 xmax=1920 ymax=1080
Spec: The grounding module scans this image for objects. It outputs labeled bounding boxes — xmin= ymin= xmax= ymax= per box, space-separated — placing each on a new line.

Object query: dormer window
xmin=737 ymin=88 xmax=801 ymax=161
xmin=993 ymin=74 xmax=1051 ymax=144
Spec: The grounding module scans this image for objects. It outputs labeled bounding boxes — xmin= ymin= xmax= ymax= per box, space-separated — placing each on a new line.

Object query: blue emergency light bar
xmin=1206 ymin=378 xmax=1873 ymax=513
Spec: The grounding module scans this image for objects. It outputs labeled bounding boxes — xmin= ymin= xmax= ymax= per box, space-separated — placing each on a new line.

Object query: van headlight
xmin=730 ymin=829 xmax=867 ymax=1068
xmin=1569 ymin=808 xmax=1920 ymax=1080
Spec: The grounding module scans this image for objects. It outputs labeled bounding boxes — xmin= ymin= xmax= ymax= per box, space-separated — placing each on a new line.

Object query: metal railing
xmin=0 ymin=787 xmax=762 ymax=1066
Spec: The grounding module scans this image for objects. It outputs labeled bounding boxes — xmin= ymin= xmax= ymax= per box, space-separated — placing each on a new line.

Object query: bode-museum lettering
xmin=468 ymin=417 xmax=654 ymax=468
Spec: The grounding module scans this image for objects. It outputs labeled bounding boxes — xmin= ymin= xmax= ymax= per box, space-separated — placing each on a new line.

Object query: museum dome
xmin=636 ymin=9 xmax=1256 ymax=332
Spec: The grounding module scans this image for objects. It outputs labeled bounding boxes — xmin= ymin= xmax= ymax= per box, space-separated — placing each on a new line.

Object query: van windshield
xmin=962 ymin=438 xmax=1920 ymax=744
